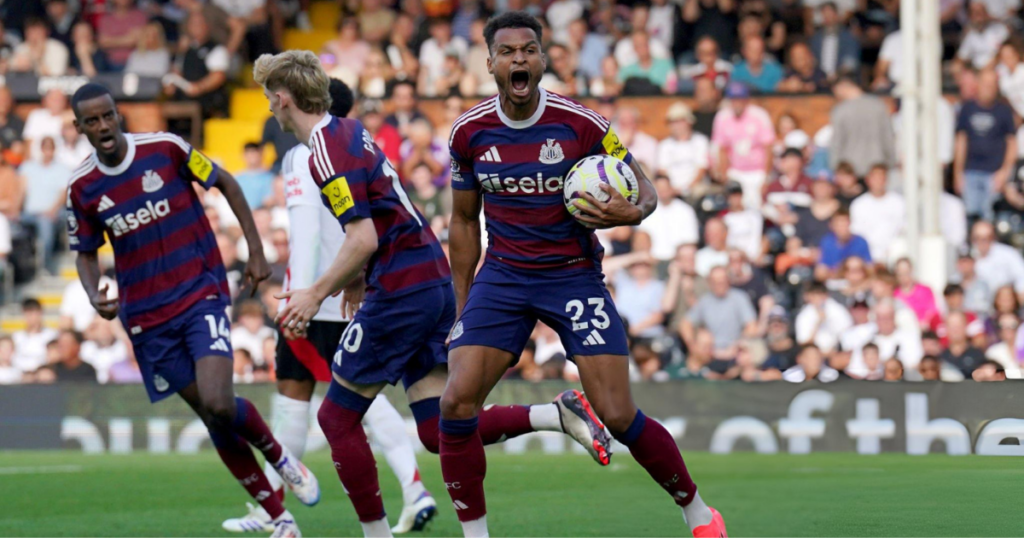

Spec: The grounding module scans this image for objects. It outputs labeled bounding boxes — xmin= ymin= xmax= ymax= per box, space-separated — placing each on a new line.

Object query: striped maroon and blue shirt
xmin=66 ymin=133 xmax=228 ymax=336
xmin=449 ymin=89 xmax=634 ymax=270
xmin=307 ymin=114 xmax=451 ymax=299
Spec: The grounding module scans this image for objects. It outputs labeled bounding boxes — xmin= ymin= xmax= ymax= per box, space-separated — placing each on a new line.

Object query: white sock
xmin=264 ymin=394 xmax=312 ymax=492
xmin=360 ymin=517 xmax=393 ymax=538
xmin=528 ymin=403 xmax=562 ymax=431
xmin=364 ymin=395 xmax=425 ymax=506
xmin=460 ymin=515 xmax=489 ymax=538
xmin=681 ymin=492 xmax=713 ymax=530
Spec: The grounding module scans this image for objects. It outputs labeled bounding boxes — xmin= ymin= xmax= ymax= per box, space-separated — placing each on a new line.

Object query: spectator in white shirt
xmin=696 ymin=217 xmax=730 ymax=277
xmin=81 ymin=318 xmax=128 ymax=384
xmin=10 ymin=18 xmax=69 ymax=76
xmin=871 ymin=299 xmax=925 ymax=375
xmin=957 ymin=2 xmax=1009 ymax=70
xmin=22 ymin=89 xmax=68 ymax=162
xmin=873 ymin=30 xmax=902 ymax=90
xmin=613 ymin=105 xmax=658 ymax=173
xmin=417 ymin=18 xmax=468 ymax=97
xmin=849 ymin=164 xmax=905 ymax=264
xmin=0 ymin=335 xmax=22 ymax=385
xmin=639 ymin=174 xmax=699 ymax=262
xmin=229 ymin=300 xmax=275 ymax=369
xmin=722 ymin=182 xmax=764 ymax=263
xmin=656 ymin=102 xmax=709 ymax=197
xmin=795 ymin=281 xmax=853 ymax=353
xmin=12 ymin=298 xmax=58 ymax=374
xmin=971 ymin=220 xmax=1024 ymax=304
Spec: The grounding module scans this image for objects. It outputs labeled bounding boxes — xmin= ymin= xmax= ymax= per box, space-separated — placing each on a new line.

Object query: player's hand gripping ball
xmin=563 ymin=155 xmax=639 ymax=228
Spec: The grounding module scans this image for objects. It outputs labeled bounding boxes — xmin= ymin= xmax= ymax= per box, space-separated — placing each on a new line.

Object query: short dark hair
xmin=834 ymin=161 xmax=856 ymax=175
xmin=483 ymin=11 xmax=543 ymax=53
xmin=71 ymin=83 xmax=113 ymax=116
xmin=21 ymin=298 xmax=42 ymax=311
xmin=806 ymin=281 xmax=828 ymax=295
xmin=943 ymin=283 xmax=964 ymax=296
xmin=921 ymin=330 xmax=939 ymax=341
xmin=244 ymin=142 xmax=261 ymax=151
xmin=60 ymin=329 xmax=84 ymax=345
xmin=831 ymin=208 xmax=851 ymax=220
xmin=24 ymin=17 xmax=48 ymax=31
xmin=920 ymin=354 xmax=939 ymax=364
xmin=781 ymin=147 xmax=804 ymax=160
xmin=328 ymin=78 xmax=355 ymax=118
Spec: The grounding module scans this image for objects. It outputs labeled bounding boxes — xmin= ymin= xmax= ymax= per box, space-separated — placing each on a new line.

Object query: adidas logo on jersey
xmin=97 ymin=195 xmax=115 ymax=212
xmin=105 ymin=199 xmax=171 ymax=237
xmin=210 ymin=338 xmax=230 ymax=352
xmin=581 ymin=330 xmax=605 ymax=346
xmin=477 ymin=172 xmax=564 ymax=194
xmin=479 ymin=146 xmax=501 ymax=162
xmin=141 ymin=169 xmax=164 ymax=193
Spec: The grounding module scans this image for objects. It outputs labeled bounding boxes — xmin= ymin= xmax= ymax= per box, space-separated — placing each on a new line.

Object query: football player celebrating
xmin=66 ymin=83 xmax=318 ymax=538
xmin=443 ymin=12 xmax=728 ymax=538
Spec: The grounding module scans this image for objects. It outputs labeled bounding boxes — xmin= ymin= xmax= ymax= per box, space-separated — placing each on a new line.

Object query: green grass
xmin=0 ymin=451 xmax=1019 ymax=536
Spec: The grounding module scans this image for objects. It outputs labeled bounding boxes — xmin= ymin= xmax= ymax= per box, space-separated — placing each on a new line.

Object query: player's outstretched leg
xmin=318 ymin=381 xmax=393 ymax=538
xmin=576 ymin=354 xmax=727 ymax=538
xmin=364 ymin=395 xmax=438 ymax=534
xmin=412 ymin=365 xmax=611 ymax=463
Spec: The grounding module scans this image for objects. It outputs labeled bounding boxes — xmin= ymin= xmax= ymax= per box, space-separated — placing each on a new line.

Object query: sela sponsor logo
xmin=105 ymin=199 xmax=171 ymax=237
xmin=539 ymin=138 xmax=564 ymax=164
xmin=477 ymin=172 xmax=564 ymax=194
xmin=141 ymin=169 xmax=164 ymax=193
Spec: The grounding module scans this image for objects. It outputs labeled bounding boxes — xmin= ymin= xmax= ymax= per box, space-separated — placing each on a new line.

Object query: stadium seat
xmin=203 ymin=119 xmax=265 ymax=174
xmin=230 ymin=89 xmax=273 ymax=122
xmin=309 ymin=2 xmax=340 ymax=31
xmin=283 ymin=30 xmax=334 ymax=55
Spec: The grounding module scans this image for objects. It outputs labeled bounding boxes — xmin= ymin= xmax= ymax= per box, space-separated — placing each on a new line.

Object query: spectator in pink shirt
xmin=712 ymin=82 xmax=776 ymax=211
xmin=98 ymin=0 xmax=148 ymax=70
xmin=893 ymin=257 xmax=938 ymax=327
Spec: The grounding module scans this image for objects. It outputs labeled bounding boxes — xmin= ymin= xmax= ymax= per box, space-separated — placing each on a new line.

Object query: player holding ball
xmin=443 ymin=11 xmax=728 ymax=538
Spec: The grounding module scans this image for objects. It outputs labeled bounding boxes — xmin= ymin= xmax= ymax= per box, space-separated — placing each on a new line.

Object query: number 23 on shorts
xmin=565 ymin=297 xmax=610 ymax=332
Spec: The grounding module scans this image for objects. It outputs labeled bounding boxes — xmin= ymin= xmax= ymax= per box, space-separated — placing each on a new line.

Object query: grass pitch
xmin=0 ymin=450 xmax=1017 ymax=537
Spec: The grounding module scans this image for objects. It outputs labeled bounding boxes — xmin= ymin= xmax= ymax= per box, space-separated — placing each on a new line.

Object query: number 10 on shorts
xmin=565 ymin=298 xmax=610 ymax=332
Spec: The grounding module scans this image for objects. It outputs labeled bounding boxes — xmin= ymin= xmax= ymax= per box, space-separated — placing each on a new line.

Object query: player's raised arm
xmin=449 ymin=188 xmax=483 ymax=319
xmin=211 ymin=168 xmax=271 ymax=295
xmin=276 ymin=217 xmax=378 ymax=330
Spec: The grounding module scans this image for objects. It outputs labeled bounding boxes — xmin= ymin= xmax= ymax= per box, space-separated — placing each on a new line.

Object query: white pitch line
xmin=0 ymin=465 xmax=84 ymax=475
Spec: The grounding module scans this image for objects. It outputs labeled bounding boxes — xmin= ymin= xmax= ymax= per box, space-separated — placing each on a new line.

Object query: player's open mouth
xmin=99 ymin=135 xmax=117 ymax=151
xmin=510 ymin=70 xmax=530 ymax=97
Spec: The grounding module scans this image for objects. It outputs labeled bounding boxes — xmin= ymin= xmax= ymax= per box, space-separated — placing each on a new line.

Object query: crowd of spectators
xmin=5 ymin=0 xmax=1024 ymax=386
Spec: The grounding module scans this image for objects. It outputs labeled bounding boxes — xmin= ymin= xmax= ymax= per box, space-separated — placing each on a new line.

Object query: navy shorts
xmin=131 ymin=299 xmax=234 ymax=402
xmin=449 ymin=262 xmax=629 ymax=361
xmin=332 ymin=285 xmax=454 ymax=389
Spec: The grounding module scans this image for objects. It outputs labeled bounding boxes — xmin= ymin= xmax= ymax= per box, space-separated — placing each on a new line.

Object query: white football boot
xmin=270 ymin=511 xmax=301 ymax=538
xmin=222 ymin=502 xmax=275 ymax=533
xmin=272 ymin=446 xmax=320 ymax=506
xmin=391 ymin=492 xmax=438 ymax=533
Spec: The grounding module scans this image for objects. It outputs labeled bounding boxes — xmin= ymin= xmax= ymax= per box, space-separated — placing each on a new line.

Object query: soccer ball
xmin=563 ymin=155 xmax=639 ymax=226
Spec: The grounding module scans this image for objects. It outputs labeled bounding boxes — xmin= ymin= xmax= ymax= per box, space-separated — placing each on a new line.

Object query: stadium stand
xmin=0 ymin=0 xmax=1022 ymax=387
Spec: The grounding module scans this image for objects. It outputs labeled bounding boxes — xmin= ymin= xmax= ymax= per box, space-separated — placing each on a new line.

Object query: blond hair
xmin=253 ymin=50 xmax=332 ymax=115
